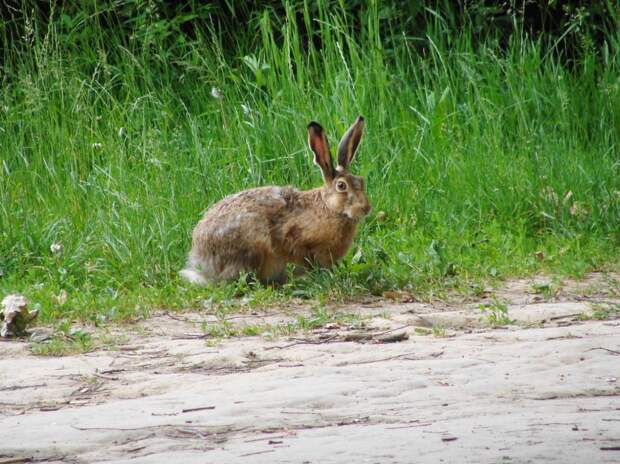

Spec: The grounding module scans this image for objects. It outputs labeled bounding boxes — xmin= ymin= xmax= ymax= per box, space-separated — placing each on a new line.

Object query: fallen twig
xmin=93 ymin=373 xmax=119 ymax=381
xmin=548 ymin=313 xmax=583 ymax=321
xmin=245 ymin=434 xmax=289 ymax=443
xmin=264 ymin=335 xmax=339 ymax=350
xmin=0 ymin=457 xmax=33 ymax=464
xmin=99 ymin=368 xmax=126 ymax=375
xmin=546 ymin=335 xmax=582 ymax=340
xmin=181 ymin=406 xmax=216 ymax=413
xmin=0 ymin=384 xmax=46 ymax=392
xmin=341 ymin=351 xmax=420 ymax=366
xmin=239 ymin=449 xmax=275 ymax=457
xmin=343 ymin=332 xmax=373 ymax=342
xmin=386 ymin=422 xmax=433 ymax=429
xmin=70 ymin=424 xmax=203 ymax=431
xmin=585 ymin=347 xmax=620 ymax=356
xmin=375 ymin=331 xmax=409 ymax=344
xmin=173 ymin=333 xmax=209 ymax=340
xmin=372 ymin=324 xmax=412 ymax=337
xmin=127 ymin=446 xmax=146 ymax=453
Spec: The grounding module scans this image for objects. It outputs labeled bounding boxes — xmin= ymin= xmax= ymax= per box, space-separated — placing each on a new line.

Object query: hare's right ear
xmin=308 ymin=121 xmax=335 ymax=183
xmin=337 ymin=116 xmax=364 ymax=170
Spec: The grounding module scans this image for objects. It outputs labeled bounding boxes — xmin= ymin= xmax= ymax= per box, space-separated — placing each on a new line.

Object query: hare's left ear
xmin=308 ymin=121 xmax=335 ymax=183
xmin=337 ymin=116 xmax=364 ymax=170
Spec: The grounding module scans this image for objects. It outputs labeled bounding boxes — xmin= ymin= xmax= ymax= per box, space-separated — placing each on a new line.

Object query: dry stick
xmin=70 ymin=424 xmax=250 ymax=435
xmin=280 ymin=410 xmax=322 ymax=415
xmin=164 ymin=312 xmax=197 ymax=323
xmin=239 ymin=450 xmax=275 ymax=457
xmin=99 ymin=368 xmax=126 ymax=375
xmin=127 ymin=446 xmax=146 ymax=453
xmin=93 ymin=373 xmax=119 ymax=381
xmin=70 ymin=424 xmax=204 ymax=431
xmin=548 ymin=313 xmax=583 ymax=321
xmin=386 ymin=422 xmax=433 ymax=429
xmin=585 ymin=347 xmax=620 ymax=356
xmin=372 ymin=324 xmax=412 ymax=337
xmin=244 ymin=434 xmax=290 ymax=443
xmin=0 ymin=383 xmax=47 ymax=391
xmin=173 ymin=333 xmax=209 ymax=340
xmin=376 ymin=331 xmax=409 ymax=343
xmin=343 ymin=351 xmax=421 ymax=366
xmin=264 ymin=335 xmax=339 ymax=350
xmin=181 ymin=406 xmax=216 ymax=413
xmin=0 ymin=458 xmax=33 ymax=464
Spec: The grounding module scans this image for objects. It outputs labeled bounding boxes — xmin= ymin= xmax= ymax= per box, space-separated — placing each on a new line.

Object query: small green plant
xmin=197 ymin=306 xmax=367 ymax=342
xmin=479 ymin=298 xmax=515 ymax=326
xmin=414 ymin=327 xmax=432 ymax=336
xmin=30 ymin=331 xmax=94 ymax=356
xmin=431 ymin=325 xmax=447 ymax=337
xmin=590 ymin=303 xmax=620 ymax=320
xmin=606 ymin=277 xmax=620 ymax=298
xmin=200 ymin=319 xmax=238 ymax=338
xmin=531 ymin=282 xmax=553 ymax=299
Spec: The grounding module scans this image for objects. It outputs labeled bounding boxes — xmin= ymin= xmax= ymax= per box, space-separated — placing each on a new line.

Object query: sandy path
xmin=1 ymin=273 xmax=619 ymax=463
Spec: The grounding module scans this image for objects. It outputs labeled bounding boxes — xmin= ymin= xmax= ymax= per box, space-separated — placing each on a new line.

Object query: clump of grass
xmin=479 ymin=298 xmax=515 ymax=327
xmin=30 ymin=330 xmax=94 ymax=356
xmin=200 ymin=306 xmax=366 ymax=342
xmin=590 ymin=303 xmax=620 ymax=321
xmin=1 ymin=2 xmax=619 ymax=323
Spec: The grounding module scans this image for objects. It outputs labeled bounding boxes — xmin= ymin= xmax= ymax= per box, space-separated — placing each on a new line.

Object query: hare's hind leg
xmin=179 ymin=267 xmax=209 ymax=285
xmin=179 ymin=253 xmax=215 ymax=285
xmin=180 ymin=253 xmax=253 ymax=284
xmin=257 ymin=257 xmax=287 ymax=285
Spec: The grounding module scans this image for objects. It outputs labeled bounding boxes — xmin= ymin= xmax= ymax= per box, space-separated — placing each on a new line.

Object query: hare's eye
xmin=336 ymin=181 xmax=347 ymax=192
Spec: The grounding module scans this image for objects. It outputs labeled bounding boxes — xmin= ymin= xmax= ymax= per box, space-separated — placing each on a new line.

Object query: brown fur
xmin=180 ymin=117 xmax=370 ymax=284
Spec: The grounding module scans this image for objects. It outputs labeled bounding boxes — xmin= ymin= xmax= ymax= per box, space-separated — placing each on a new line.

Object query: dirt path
xmin=1 ymin=273 xmax=619 ymax=463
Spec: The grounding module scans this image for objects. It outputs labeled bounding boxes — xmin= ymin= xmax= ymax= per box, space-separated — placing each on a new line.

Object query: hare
xmin=180 ymin=116 xmax=370 ymax=285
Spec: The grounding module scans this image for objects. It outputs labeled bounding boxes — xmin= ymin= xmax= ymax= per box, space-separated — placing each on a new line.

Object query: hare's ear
xmin=337 ymin=116 xmax=364 ymax=170
xmin=308 ymin=121 xmax=335 ymax=183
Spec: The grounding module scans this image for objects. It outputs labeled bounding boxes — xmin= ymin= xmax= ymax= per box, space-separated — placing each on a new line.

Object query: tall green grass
xmin=1 ymin=2 xmax=619 ymax=323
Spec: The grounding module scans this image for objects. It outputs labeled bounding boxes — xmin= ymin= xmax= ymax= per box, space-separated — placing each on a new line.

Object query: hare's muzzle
xmin=361 ymin=197 xmax=372 ymax=216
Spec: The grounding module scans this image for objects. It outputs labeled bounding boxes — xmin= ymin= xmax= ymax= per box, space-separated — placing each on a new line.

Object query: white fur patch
xmin=179 ymin=268 xmax=208 ymax=285
xmin=213 ymin=214 xmax=243 ymax=238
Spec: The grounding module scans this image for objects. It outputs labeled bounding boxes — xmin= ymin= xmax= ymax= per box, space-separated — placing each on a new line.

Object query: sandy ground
xmin=1 ymin=273 xmax=619 ymax=463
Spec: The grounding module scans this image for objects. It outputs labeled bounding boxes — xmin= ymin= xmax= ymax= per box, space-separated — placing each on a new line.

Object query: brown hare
xmin=180 ymin=116 xmax=370 ymax=285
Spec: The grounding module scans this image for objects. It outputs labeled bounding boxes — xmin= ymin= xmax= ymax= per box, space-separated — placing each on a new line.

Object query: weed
xmin=531 ymin=283 xmax=553 ymax=299
xmin=590 ymin=303 xmax=620 ymax=320
xmin=431 ymin=325 xmax=448 ymax=337
xmin=479 ymin=298 xmax=515 ymax=327
xmin=30 ymin=332 xmax=94 ymax=356
xmin=197 ymin=306 xmax=366 ymax=342
xmin=414 ymin=327 xmax=432 ymax=336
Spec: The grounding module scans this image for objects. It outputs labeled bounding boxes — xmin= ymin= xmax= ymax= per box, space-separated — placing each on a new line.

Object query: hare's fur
xmin=181 ymin=117 xmax=370 ymax=284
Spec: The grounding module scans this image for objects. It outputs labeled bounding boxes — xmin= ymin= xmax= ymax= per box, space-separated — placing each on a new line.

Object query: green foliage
xmin=479 ymin=299 xmax=515 ymax=327
xmin=0 ymin=1 xmax=619 ymax=322
xmin=590 ymin=303 xmax=620 ymax=321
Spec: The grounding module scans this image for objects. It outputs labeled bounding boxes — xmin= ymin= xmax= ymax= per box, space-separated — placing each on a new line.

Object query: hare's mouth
xmin=344 ymin=204 xmax=371 ymax=221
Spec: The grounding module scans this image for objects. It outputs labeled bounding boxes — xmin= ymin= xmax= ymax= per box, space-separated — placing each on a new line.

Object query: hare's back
xmin=193 ymin=186 xmax=297 ymax=247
